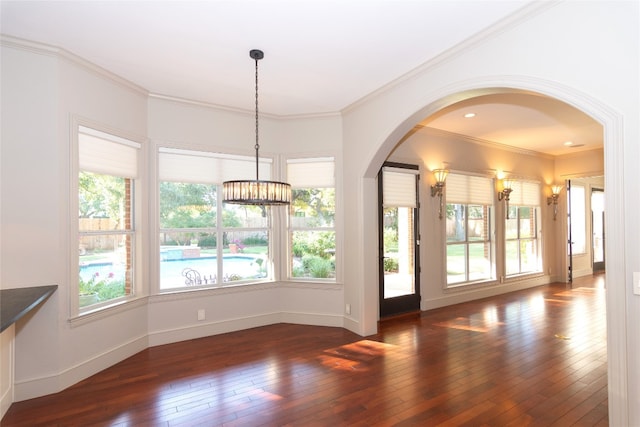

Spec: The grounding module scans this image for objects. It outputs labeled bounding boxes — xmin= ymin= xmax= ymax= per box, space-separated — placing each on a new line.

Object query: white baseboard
xmin=572 ymin=268 xmax=593 ymax=279
xmin=342 ymin=316 xmax=361 ymax=335
xmin=13 ymin=334 xmax=148 ymax=402
xmin=280 ymin=311 xmax=344 ymax=328
xmin=148 ymin=311 xmax=345 ymax=348
xmin=147 ymin=312 xmax=281 ymax=347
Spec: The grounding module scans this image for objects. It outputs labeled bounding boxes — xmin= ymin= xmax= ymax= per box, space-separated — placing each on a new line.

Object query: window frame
xmin=443 ymin=173 xmax=495 ymax=288
xmin=71 ymin=121 xmax=145 ymax=318
xmin=157 ymin=147 xmax=276 ymax=292
xmin=445 ymin=203 xmax=494 ymax=286
xmin=286 ymin=157 xmax=337 ymax=282
xmin=503 ymin=180 xmax=543 ymax=277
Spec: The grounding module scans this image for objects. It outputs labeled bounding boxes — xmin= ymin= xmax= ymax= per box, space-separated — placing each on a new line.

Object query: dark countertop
xmin=1 ymin=285 xmax=57 ymax=333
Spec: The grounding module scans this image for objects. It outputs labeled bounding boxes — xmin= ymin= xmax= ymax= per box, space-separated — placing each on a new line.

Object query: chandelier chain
xmin=254 ymin=55 xmax=260 ymax=179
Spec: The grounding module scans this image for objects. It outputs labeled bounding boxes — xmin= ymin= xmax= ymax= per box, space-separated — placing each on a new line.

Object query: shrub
xmin=198 ymin=235 xmax=217 ymax=248
xmin=384 ymin=257 xmax=399 ymax=273
xmin=243 ymin=234 xmax=268 ymax=246
xmin=298 ymin=255 xmax=334 ymax=278
xmin=309 ymin=257 xmax=332 ymax=278
xmin=79 ymin=271 xmax=125 ymax=306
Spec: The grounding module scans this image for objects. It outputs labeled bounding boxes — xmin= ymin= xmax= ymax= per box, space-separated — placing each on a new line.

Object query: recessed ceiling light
xmin=563 ymin=141 xmax=574 ymax=146
xmin=464 ymin=113 xmax=476 ymax=118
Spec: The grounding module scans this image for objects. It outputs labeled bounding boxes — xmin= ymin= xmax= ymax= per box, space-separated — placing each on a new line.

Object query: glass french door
xmin=592 ymin=188 xmax=605 ymax=272
xmin=566 ymin=179 xmax=573 ymax=283
xmin=378 ymin=163 xmax=420 ymax=317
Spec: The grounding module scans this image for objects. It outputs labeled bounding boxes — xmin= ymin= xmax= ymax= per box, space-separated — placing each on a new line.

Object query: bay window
xmin=158 ymin=148 xmax=273 ymax=290
xmin=287 ymin=158 xmax=336 ymax=280
xmin=78 ymin=126 xmax=140 ymax=310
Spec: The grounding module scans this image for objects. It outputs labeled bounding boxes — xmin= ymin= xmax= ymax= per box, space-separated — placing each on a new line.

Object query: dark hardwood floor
xmin=2 ymin=275 xmax=608 ymax=426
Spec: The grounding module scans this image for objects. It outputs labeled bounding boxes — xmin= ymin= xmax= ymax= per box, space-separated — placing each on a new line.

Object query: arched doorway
xmin=360 ymin=81 xmax=626 ymax=425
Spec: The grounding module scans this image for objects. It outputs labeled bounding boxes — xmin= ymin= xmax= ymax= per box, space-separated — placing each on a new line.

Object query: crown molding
xmin=415 ymin=125 xmax=555 ymax=160
xmin=1 ymin=34 xmax=148 ymax=97
xmin=148 ymin=92 xmax=340 ymax=121
xmin=342 ymin=1 xmax=560 ymax=114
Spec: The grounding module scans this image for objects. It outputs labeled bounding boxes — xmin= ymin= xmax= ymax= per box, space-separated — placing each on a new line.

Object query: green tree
xmin=79 ymin=172 xmax=125 ymax=226
xmin=292 ymin=188 xmax=335 ymax=226
xmin=159 ymin=182 xmax=217 ymax=229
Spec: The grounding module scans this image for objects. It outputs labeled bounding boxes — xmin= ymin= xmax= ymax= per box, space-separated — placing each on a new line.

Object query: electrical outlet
xmin=197 ymin=309 xmax=205 ymax=321
xmin=633 ymin=272 xmax=640 ymax=296
xmin=345 ymin=304 xmax=351 ymax=315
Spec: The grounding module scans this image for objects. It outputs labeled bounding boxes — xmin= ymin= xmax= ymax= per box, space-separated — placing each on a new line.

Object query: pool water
xmin=80 ymin=255 xmax=266 ymax=288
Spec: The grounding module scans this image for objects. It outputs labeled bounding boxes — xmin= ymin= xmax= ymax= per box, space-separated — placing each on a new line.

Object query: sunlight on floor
xmin=318 ymin=340 xmax=400 ymax=371
xmin=433 ymin=316 xmax=506 ymax=333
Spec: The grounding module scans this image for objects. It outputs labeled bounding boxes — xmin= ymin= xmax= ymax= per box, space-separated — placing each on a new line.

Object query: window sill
xmin=444 ymin=279 xmax=498 ymax=292
xmin=151 ymin=280 xmax=279 ymax=303
xmin=443 ymin=272 xmax=546 ymax=293
xmin=69 ymin=296 xmax=148 ymax=328
xmin=280 ymin=280 xmax=342 ymax=290
xmin=504 ymin=272 xmax=545 ymax=283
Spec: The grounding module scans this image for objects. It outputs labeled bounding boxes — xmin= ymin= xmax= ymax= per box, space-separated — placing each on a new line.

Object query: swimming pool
xmin=80 ymin=255 xmax=266 ymax=288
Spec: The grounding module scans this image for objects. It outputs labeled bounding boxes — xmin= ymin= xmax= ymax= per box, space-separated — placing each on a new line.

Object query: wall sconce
xmin=547 ymin=184 xmax=563 ymax=220
xmin=498 ymin=179 xmax=514 ymax=219
xmin=430 ymin=169 xmax=449 ymax=219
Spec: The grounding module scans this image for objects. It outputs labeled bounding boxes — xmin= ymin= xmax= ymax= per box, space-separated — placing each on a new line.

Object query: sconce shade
xmin=433 ymin=169 xmax=449 ymax=184
xmin=502 ymin=179 xmax=514 ymax=191
xmin=551 ymin=184 xmax=563 ymax=195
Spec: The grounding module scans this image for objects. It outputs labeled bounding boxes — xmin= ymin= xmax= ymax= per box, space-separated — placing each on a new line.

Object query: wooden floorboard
xmin=2 ymin=275 xmax=608 ymax=426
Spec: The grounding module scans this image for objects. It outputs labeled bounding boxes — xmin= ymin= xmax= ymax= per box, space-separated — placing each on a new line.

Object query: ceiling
xmin=0 ymin=0 xmax=602 ymax=156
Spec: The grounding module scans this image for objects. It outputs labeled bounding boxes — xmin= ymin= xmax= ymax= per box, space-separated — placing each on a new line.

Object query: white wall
xmin=1 ymin=43 xmax=63 ymax=409
xmin=0 ymin=43 xmax=345 ymax=407
xmin=340 ymin=1 xmax=638 ymax=424
xmin=0 ymin=40 xmax=151 ymax=401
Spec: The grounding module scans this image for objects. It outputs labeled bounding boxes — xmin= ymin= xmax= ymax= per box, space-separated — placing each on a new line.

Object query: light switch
xmin=634 ymin=272 xmax=640 ymax=296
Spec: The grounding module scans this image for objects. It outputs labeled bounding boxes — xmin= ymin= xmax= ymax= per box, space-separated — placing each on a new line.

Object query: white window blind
xmin=287 ymin=157 xmax=335 ymax=188
xmin=159 ymin=148 xmax=272 ymax=184
xmin=446 ymin=173 xmax=493 ymax=205
xmin=79 ymin=126 xmax=140 ymax=178
xmin=509 ymin=180 xmax=541 ymax=206
xmin=382 ymin=167 xmax=418 ymax=208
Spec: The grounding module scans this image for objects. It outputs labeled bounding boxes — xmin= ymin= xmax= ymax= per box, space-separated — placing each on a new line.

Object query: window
xmin=78 ymin=126 xmax=140 ymax=309
xmin=287 ymin=158 xmax=336 ymax=280
xmin=445 ymin=173 xmax=494 ymax=285
xmin=505 ymin=181 xmax=542 ymax=276
xmin=158 ymin=148 xmax=272 ymax=289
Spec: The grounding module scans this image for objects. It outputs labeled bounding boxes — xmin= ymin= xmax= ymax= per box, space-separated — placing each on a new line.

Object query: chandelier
xmin=223 ymin=49 xmax=291 ymax=205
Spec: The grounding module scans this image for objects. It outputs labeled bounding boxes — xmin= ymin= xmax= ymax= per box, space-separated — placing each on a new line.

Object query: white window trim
xmin=284 ymin=153 xmax=341 ymax=284
xmin=444 ymin=172 xmax=496 ymax=288
xmin=70 ymin=117 xmax=147 ymax=319
xmin=156 ymin=145 xmax=279 ymax=292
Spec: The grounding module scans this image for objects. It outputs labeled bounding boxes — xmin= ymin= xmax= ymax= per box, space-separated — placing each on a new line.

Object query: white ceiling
xmin=1 ymin=0 xmax=602 ymax=156
xmin=421 ymin=92 xmax=603 ymax=156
